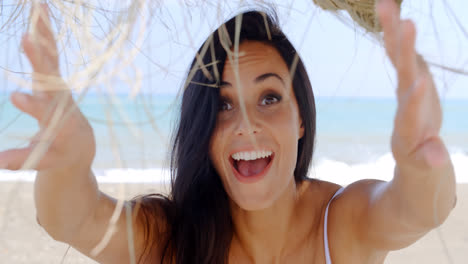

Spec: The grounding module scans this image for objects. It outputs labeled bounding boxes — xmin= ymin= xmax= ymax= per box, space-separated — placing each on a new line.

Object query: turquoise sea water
xmin=314 ymin=97 xmax=468 ymax=163
xmin=0 ymin=93 xmax=466 ymax=170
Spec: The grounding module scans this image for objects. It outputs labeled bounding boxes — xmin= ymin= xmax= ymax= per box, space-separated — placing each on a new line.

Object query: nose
xmin=235 ymin=110 xmax=261 ymax=136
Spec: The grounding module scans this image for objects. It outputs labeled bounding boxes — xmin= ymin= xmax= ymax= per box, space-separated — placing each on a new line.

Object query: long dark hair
xmin=135 ymin=9 xmax=316 ymax=264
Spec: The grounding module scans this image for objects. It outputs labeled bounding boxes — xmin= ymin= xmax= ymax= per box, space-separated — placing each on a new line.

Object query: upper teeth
xmin=231 ymin=150 xmax=273 ymax=161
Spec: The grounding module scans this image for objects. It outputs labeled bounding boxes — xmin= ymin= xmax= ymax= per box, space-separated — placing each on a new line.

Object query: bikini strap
xmin=323 ymin=187 xmax=345 ymax=264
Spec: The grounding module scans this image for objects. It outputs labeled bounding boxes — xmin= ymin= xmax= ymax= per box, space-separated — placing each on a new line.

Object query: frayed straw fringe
xmin=313 ymin=0 xmax=403 ymax=32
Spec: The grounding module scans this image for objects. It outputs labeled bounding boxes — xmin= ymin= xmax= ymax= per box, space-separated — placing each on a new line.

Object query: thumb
xmin=0 ymin=147 xmax=34 ymax=170
xmin=10 ymin=92 xmax=51 ymax=122
xmin=410 ymin=137 xmax=450 ymax=170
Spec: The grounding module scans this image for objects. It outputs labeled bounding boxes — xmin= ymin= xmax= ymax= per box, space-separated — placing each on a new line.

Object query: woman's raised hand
xmin=0 ymin=4 xmax=96 ymax=172
xmin=377 ymin=0 xmax=450 ymax=170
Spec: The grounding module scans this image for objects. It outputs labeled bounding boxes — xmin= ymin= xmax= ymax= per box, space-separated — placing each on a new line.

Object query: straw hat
xmin=313 ymin=0 xmax=403 ymax=32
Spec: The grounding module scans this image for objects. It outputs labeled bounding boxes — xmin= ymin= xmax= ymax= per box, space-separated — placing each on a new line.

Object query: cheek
xmin=209 ymin=115 xmax=237 ymax=170
xmin=264 ymin=104 xmax=301 ymax=137
xmin=266 ymin=104 xmax=301 ymax=170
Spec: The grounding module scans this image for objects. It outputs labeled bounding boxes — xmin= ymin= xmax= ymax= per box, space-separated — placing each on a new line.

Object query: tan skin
xmin=0 ymin=1 xmax=456 ymax=263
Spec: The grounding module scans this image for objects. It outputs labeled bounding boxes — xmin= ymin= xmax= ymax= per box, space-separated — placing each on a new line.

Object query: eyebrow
xmin=219 ymin=72 xmax=284 ymax=87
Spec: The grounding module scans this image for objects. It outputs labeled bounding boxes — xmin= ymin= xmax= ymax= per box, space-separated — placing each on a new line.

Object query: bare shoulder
xmin=325 ymin=179 xmax=389 ymax=263
xmin=330 ymin=179 xmax=388 ymax=222
xmin=299 ymin=178 xmax=385 ymax=219
xmin=326 ymin=178 xmax=387 ymax=231
xmin=300 ymin=178 xmax=343 ymax=207
xmin=296 ymin=179 xmax=343 ymax=228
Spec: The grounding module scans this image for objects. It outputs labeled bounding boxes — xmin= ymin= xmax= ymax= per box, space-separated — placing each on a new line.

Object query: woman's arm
xmin=0 ymin=4 xmax=154 ymax=263
xmin=339 ymin=0 xmax=456 ymax=251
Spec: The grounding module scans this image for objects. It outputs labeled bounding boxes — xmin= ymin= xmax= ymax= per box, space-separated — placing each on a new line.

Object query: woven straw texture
xmin=313 ymin=0 xmax=403 ymax=32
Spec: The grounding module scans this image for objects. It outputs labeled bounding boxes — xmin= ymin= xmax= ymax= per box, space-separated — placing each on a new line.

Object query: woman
xmin=0 ymin=0 xmax=456 ymax=263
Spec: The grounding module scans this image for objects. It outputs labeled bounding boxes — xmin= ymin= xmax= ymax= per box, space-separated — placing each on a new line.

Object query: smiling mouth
xmin=230 ymin=152 xmax=274 ymax=178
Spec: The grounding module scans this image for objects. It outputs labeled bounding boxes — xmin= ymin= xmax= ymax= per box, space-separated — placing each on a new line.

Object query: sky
xmin=1 ymin=0 xmax=467 ymax=99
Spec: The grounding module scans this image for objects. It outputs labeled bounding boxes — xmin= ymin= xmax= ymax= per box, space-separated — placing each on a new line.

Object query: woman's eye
xmin=261 ymin=94 xmax=281 ymax=105
xmin=219 ymin=100 xmax=233 ymax=111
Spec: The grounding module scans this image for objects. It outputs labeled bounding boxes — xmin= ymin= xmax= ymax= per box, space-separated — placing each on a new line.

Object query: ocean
xmin=0 ymin=93 xmax=466 ymax=185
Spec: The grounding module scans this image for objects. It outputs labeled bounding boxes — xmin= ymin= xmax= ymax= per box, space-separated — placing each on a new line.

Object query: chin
xmin=226 ymin=178 xmax=289 ymax=211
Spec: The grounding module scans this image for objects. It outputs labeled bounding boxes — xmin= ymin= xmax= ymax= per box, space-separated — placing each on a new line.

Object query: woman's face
xmin=209 ymin=41 xmax=304 ymax=211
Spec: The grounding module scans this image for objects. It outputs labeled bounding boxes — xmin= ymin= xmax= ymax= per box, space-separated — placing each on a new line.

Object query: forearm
xmin=34 ymin=165 xmax=100 ymax=242
xmin=392 ymin=139 xmax=457 ymax=230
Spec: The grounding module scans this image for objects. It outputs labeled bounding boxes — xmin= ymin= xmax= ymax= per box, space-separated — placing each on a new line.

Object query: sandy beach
xmin=1 ymin=182 xmax=466 ymax=264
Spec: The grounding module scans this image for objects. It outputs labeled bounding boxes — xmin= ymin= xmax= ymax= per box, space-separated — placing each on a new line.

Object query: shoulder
xmin=296 ymin=179 xmax=343 ymax=229
xmin=325 ymin=178 xmax=387 ymax=230
xmin=325 ymin=179 xmax=389 ymax=261
xmin=330 ymin=179 xmax=387 ymax=215
xmin=300 ymin=178 xmax=343 ymax=207
xmin=300 ymin=178 xmax=385 ymax=216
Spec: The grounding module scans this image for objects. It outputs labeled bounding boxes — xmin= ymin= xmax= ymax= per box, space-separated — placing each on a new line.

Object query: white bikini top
xmin=323 ymin=187 xmax=345 ymax=264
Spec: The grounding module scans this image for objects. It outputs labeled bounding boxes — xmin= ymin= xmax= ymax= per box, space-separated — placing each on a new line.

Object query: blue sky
xmin=1 ymin=0 xmax=467 ymax=99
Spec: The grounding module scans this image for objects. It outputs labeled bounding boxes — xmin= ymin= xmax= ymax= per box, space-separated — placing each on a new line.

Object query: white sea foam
xmin=1 ymin=152 xmax=467 ymax=184
xmin=311 ymin=153 xmax=396 ymax=185
xmin=0 ymin=168 xmax=171 ymax=183
xmin=92 ymin=168 xmax=171 ymax=183
xmin=312 ymin=152 xmax=468 ymax=185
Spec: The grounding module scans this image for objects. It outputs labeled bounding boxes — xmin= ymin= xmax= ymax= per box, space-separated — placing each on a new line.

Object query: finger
xmin=393 ymin=76 xmax=427 ymax=148
xmin=23 ymin=4 xmax=59 ymax=76
xmin=34 ymin=4 xmax=54 ymax=42
xmin=402 ymin=76 xmax=427 ymax=124
xmin=377 ymin=0 xmax=401 ymax=66
xmin=22 ymin=32 xmax=65 ymax=95
xmin=414 ymin=137 xmax=450 ymax=169
xmin=396 ymin=20 xmax=418 ymax=98
xmin=22 ymin=35 xmax=58 ymax=76
xmin=10 ymin=91 xmax=64 ymax=124
xmin=30 ymin=3 xmax=55 ymax=52
xmin=0 ymin=141 xmax=56 ymax=171
xmin=0 ymin=147 xmax=33 ymax=170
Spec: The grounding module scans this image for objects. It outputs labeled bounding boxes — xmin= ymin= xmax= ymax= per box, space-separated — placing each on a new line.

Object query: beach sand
xmin=0 ymin=182 xmax=466 ymax=263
